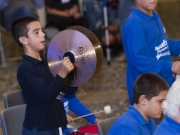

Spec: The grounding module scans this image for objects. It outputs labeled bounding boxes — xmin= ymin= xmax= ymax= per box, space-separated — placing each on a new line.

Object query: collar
xmin=132 ymin=7 xmax=159 ymax=21
xmin=21 ymin=54 xmax=45 ymax=64
xmin=129 ymin=105 xmax=152 ymax=125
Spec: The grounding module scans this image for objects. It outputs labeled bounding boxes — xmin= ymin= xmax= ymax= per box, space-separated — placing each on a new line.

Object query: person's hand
xmin=60 ymin=10 xmax=71 ymax=17
xmin=58 ymin=57 xmax=74 ymax=78
xmin=108 ymin=23 xmax=118 ymax=32
xmin=73 ymin=12 xmax=81 ymax=19
xmin=69 ymin=5 xmax=79 ymax=16
xmin=46 ymin=7 xmax=70 ymax=17
xmin=172 ymin=61 xmax=180 ymax=74
xmin=66 ymin=114 xmax=74 ymax=123
xmin=94 ymin=118 xmax=103 ymax=124
xmin=100 ymin=24 xmax=105 ymax=29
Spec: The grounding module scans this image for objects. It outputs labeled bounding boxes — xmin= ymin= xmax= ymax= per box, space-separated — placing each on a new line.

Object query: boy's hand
xmin=172 ymin=61 xmax=180 ymax=74
xmin=94 ymin=118 xmax=102 ymax=124
xmin=58 ymin=57 xmax=74 ymax=78
xmin=66 ymin=115 xmax=74 ymax=123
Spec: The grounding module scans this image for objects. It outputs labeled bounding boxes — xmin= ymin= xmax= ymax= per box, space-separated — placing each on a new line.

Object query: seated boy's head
xmin=163 ymin=79 xmax=180 ymax=120
xmin=11 ymin=16 xmax=45 ymax=50
xmin=133 ymin=73 xmax=169 ymax=119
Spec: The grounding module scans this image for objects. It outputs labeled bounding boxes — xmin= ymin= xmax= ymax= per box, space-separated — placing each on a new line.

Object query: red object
xmin=70 ymin=124 xmax=98 ymax=135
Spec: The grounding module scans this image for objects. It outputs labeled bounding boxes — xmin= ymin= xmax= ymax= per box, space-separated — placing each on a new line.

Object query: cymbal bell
xmin=47 ymin=26 xmax=103 ymax=87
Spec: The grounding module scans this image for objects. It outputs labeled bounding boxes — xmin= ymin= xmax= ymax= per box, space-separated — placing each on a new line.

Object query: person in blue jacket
xmin=107 ymin=73 xmax=169 ymax=135
xmin=154 ymin=79 xmax=180 ymax=135
xmin=85 ymin=0 xmax=122 ymax=56
xmin=122 ymin=0 xmax=180 ymax=105
xmin=0 ymin=0 xmax=44 ymax=31
xmin=62 ymin=93 xmax=101 ymax=135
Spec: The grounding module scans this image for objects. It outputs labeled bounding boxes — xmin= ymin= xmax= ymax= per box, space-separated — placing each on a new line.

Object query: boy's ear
xmin=139 ymin=95 xmax=147 ymax=105
xmin=19 ymin=36 xmax=28 ymax=45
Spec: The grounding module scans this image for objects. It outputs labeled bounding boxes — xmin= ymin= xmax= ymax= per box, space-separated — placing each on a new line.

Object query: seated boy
xmin=107 ymin=73 xmax=169 ymax=135
xmin=11 ymin=16 xmax=77 ymax=135
xmin=154 ymin=79 xmax=180 ymax=135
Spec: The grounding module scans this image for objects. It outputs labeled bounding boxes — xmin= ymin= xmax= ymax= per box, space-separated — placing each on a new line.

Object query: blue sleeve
xmin=32 ymin=0 xmax=44 ymax=8
xmin=0 ymin=0 xmax=9 ymax=11
xmin=123 ymin=24 xmax=172 ymax=78
xmin=64 ymin=94 xmax=97 ymax=124
xmin=167 ymin=38 xmax=180 ymax=56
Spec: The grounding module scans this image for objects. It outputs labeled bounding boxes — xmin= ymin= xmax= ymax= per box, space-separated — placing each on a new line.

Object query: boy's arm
xmin=65 ymin=94 xmax=97 ymax=124
xmin=19 ymin=67 xmax=65 ymax=103
xmin=18 ymin=57 xmax=73 ymax=103
xmin=123 ymin=26 xmax=172 ymax=79
xmin=167 ymin=38 xmax=180 ymax=56
xmin=61 ymin=86 xmax=78 ymax=95
xmin=0 ymin=0 xmax=9 ymax=11
xmin=46 ymin=7 xmax=70 ymax=17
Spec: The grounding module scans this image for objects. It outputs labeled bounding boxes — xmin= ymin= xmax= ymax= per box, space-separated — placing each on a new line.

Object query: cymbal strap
xmin=63 ymin=52 xmax=75 ymax=80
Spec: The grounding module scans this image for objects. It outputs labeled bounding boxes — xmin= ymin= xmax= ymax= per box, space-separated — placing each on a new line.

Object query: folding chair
xmin=98 ymin=116 xmax=118 ymax=135
xmin=3 ymin=90 xmax=26 ymax=108
xmin=0 ymin=32 xmax=6 ymax=67
xmin=0 ymin=104 xmax=26 ymax=135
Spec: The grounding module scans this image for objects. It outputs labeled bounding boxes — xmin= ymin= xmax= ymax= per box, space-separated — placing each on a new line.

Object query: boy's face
xmin=135 ymin=0 xmax=158 ymax=15
xmin=145 ymin=90 xmax=167 ymax=119
xmin=25 ymin=21 xmax=45 ymax=51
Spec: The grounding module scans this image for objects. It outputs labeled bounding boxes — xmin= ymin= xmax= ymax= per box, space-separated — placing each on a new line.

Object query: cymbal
xmin=47 ymin=26 xmax=103 ymax=87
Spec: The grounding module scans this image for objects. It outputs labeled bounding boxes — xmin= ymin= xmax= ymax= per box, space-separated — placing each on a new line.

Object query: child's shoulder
xmin=114 ymin=113 xmax=141 ymax=133
xmin=17 ymin=59 xmax=35 ymax=74
xmin=118 ymin=110 xmax=139 ymax=125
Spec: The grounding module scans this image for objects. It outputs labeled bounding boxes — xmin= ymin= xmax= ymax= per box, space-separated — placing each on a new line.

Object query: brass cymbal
xmin=47 ymin=26 xmax=103 ymax=87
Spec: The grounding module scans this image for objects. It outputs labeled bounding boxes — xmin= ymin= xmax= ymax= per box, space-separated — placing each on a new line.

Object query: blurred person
xmin=154 ymin=79 xmax=180 ymax=135
xmin=118 ymin=0 xmax=135 ymax=32
xmin=45 ymin=0 xmax=88 ymax=31
xmin=85 ymin=0 xmax=122 ymax=56
xmin=107 ymin=73 xmax=169 ymax=135
xmin=122 ymin=0 xmax=180 ymax=105
xmin=0 ymin=0 xmax=44 ymax=31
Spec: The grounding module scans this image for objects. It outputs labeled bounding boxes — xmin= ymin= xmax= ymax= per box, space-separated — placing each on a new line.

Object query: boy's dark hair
xmin=11 ymin=16 xmax=38 ymax=47
xmin=133 ymin=73 xmax=169 ymax=104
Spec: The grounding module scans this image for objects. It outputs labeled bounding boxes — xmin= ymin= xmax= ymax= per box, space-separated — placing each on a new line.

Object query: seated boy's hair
xmin=163 ymin=79 xmax=180 ymax=119
xmin=133 ymin=73 xmax=169 ymax=104
xmin=11 ymin=16 xmax=38 ymax=47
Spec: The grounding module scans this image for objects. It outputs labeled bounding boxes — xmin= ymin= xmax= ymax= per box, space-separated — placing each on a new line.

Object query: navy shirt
xmin=45 ymin=0 xmax=78 ymax=10
xmin=17 ymin=54 xmax=77 ymax=131
xmin=107 ymin=105 xmax=157 ymax=135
